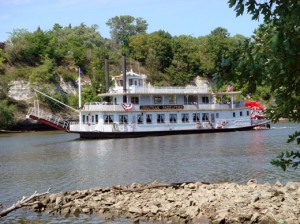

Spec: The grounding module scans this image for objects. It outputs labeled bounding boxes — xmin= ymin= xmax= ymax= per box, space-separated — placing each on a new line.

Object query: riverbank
xmin=27 ymin=180 xmax=299 ymax=223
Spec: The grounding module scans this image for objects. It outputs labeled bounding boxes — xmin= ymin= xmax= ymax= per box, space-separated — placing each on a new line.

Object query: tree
xmin=167 ymin=35 xmax=201 ymax=86
xmin=145 ymin=30 xmax=173 ymax=84
xmin=0 ymin=99 xmax=16 ymax=129
xmin=129 ymin=33 xmax=148 ymax=64
xmin=229 ymin=0 xmax=300 ymax=169
xmin=210 ymin=27 xmax=230 ymax=38
xmin=106 ymin=15 xmax=148 ymax=47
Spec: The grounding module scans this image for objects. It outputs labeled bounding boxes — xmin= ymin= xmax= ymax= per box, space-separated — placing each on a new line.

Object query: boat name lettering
xmin=140 ymin=105 xmax=184 ymax=110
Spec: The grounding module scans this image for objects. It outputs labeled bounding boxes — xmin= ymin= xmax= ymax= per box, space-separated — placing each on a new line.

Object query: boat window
xmin=139 ymin=80 xmax=143 ymax=86
xmin=240 ymin=111 xmax=243 ymax=116
xmin=154 ymin=96 xmax=162 ymax=104
xmin=146 ymin=114 xmax=152 ymax=124
xmin=247 ymin=111 xmax=250 ymax=116
xmin=157 ymin=114 xmax=165 ymax=123
xmin=185 ymin=95 xmax=198 ymax=105
xmin=202 ymin=113 xmax=209 ymax=122
xmin=131 ymin=96 xmax=139 ymax=104
xmin=92 ymin=116 xmax=94 ymax=123
xmin=119 ymin=115 xmax=128 ymax=124
xmin=104 ymin=115 xmax=114 ymax=124
xmin=129 ymin=79 xmax=133 ymax=86
xmin=82 ymin=115 xmax=86 ymax=124
xmin=169 ymin=114 xmax=177 ymax=123
xmin=211 ymin=113 xmax=215 ymax=123
xmin=233 ymin=112 xmax=236 ymax=117
xmin=193 ymin=113 xmax=200 ymax=122
xmin=137 ymin=114 xmax=143 ymax=124
xmin=182 ymin=113 xmax=189 ymax=123
xmin=168 ymin=96 xmax=176 ymax=104
xmin=95 ymin=115 xmax=98 ymax=123
xmin=216 ymin=113 xmax=219 ymax=119
xmin=202 ymin=97 xmax=209 ymax=104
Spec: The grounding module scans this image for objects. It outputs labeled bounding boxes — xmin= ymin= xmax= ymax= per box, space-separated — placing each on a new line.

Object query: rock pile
xmin=30 ymin=180 xmax=300 ymax=223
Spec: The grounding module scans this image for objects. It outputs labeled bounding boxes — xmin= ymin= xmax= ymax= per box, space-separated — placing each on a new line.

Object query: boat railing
xmin=27 ymin=107 xmax=69 ymax=130
xmin=68 ymin=120 xmax=216 ymax=132
xmin=110 ymin=85 xmax=210 ymax=94
xmin=82 ymin=103 xmax=244 ymax=111
xmin=225 ymin=118 xmax=250 ymax=127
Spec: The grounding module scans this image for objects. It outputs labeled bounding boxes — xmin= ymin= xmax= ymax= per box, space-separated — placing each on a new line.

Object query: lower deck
xmin=69 ymin=108 xmax=253 ymax=133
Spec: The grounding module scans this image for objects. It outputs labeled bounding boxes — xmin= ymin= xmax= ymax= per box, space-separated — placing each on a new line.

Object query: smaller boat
xmin=245 ymin=101 xmax=270 ymax=129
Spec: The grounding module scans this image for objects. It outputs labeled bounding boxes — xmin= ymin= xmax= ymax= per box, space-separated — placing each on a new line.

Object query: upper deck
xmin=99 ymin=69 xmax=240 ymax=97
xmin=90 ymin=70 xmax=245 ymax=112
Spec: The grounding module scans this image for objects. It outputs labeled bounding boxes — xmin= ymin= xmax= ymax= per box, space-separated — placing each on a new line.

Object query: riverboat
xmin=27 ymin=58 xmax=270 ymax=139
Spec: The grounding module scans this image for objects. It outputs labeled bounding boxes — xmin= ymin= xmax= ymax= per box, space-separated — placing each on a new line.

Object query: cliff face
xmin=8 ymin=78 xmax=77 ymax=102
xmin=8 ymin=80 xmax=33 ymax=101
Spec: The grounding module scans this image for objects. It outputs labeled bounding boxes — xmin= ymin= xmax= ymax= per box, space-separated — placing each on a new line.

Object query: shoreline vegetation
xmin=23 ymin=180 xmax=299 ymax=223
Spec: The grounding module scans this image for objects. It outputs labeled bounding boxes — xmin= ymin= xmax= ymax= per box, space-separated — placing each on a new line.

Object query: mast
xmin=78 ymin=68 xmax=82 ymax=131
xmin=122 ymin=55 xmax=127 ymax=103
xmin=105 ymin=57 xmax=110 ymax=93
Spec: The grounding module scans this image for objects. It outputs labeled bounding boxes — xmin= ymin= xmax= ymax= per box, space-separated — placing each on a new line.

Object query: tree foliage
xmin=0 ymin=99 xmax=16 ymax=129
xmin=229 ymin=0 xmax=300 ymax=170
xmin=106 ymin=15 xmax=148 ymax=47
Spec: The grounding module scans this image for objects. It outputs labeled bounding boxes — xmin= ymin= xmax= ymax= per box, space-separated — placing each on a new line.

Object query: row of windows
xmin=104 ymin=113 xmax=217 ymax=124
xmin=84 ymin=111 xmax=249 ymax=125
xmin=82 ymin=114 xmax=98 ymax=123
xmin=125 ymin=96 xmax=210 ymax=105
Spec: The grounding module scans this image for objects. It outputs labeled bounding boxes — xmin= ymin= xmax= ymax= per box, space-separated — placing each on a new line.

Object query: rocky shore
xmin=29 ymin=180 xmax=300 ymax=223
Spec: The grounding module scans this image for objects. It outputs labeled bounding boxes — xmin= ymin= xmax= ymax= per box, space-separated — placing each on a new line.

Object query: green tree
xmin=167 ymin=35 xmax=200 ymax=86
xmin=106 ymin=15 xmax=148 ymax=47
xmin=129 ymin=33 xmax=148 ymax=64
xmin=210 ymin=27 xmax=230 ymax=38
xmin=229 ymin=0 xmax=300 ymax=169
xmin=145 ymin=30 xmax=173 ymax=83
xmin=0 ymin=49 xmax=5 ymax=74
xmin=29 ymin=58 xmax=55 ymax=86
xmin=0 ymin=99 xmax=16 ymax=129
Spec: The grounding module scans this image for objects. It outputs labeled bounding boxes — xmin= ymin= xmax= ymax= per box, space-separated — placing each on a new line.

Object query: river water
xmin=0 ymin=122 xmax=299 ymax=223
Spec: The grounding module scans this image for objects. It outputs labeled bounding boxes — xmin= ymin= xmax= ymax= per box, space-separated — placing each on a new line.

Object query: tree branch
xmin=0 ymin=188 xmax=51 ymax=217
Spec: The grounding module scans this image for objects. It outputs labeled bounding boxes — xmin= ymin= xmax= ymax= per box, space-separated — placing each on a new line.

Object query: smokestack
xmin=122 ymin=55 xmax=127 ymax=103
xmin=105 ymin=57 xmax=109 ymax=92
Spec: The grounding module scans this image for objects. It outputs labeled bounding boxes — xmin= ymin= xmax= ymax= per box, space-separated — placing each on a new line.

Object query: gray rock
xmin=150 ymin=205 xmax=159 ymax=214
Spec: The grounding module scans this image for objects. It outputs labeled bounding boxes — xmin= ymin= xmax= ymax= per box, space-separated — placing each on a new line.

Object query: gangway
xmin=26 ymin=89 xmax=78 ymax=131
xmin=26 ymin=107 xmax=69 ymax=131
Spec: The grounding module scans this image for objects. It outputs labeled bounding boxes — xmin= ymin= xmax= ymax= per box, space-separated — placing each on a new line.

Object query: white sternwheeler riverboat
xmin=27 ymin=58 xmax=270 ymax=139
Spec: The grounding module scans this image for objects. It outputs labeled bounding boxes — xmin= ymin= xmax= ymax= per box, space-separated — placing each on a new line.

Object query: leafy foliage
xmin=271 ymin=150 xmax=300 ymax=171
xmin=0 ymin=99 xmax=16 ymax=129
xmin=229 ymin=0 xmax=300 ymax=170
xmin=106 ymin=15 xmax=148 ymax=47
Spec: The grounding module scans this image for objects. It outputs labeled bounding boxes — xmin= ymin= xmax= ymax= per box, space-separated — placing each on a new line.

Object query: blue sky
xmin=0 ymin=0 xmax=261 ymax=42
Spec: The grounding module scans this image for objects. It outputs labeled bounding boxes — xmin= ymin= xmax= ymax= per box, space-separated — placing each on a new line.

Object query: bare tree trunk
xmin=0 ymin=188 xmax=51 ymax=217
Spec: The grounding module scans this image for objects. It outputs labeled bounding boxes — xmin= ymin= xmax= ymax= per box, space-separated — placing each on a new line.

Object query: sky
xmin=0 ymin=0 xmax=261 ymax=42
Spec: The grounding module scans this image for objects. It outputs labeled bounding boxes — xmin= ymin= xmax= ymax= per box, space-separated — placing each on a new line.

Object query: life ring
xmin=222 ymin=120 xmax=227 ymax=126
xmin=196 ymin=122 xmax=202 ymax=129
xmin=122 ymin=103 xmax=134 ymax=111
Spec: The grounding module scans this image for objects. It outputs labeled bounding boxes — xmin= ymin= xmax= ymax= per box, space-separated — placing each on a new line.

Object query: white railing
xmin=110 ymin=85 xmax=210 ymax=94
xmin=27 ymin=107 xmax=69 ymax=130
xmin=82 ymin=103 xmax=244 ymax=112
